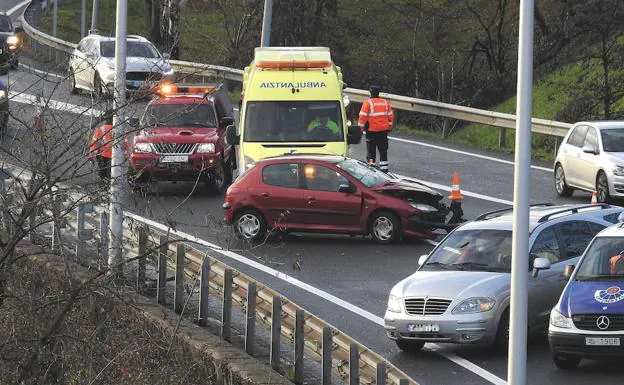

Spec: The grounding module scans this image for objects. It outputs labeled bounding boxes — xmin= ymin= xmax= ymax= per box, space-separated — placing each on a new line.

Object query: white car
xmin=554 ymin=121 xmax=624 ymax=203
xmin=68 ymin=33 xmax=174 ymax=97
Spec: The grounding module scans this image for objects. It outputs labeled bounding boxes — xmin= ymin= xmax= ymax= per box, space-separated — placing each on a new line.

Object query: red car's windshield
xmin=336 ymin=159 xmax=392 ymax=187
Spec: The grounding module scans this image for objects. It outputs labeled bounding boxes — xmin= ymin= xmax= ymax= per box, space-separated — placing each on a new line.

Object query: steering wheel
xmin=309 ymin=126 xmax=334 ymax=140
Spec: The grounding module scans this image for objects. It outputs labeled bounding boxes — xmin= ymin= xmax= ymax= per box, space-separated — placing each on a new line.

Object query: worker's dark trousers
xmin=366 ymin=130 xmax=389 ymax=172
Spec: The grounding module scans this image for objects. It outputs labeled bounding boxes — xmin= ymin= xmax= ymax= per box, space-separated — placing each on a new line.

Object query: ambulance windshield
xmin=243 ymin=101 xmax=344 ymax=142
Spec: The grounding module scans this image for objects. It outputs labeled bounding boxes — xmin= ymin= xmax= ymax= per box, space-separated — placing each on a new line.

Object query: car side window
xmin=262 ymin=164 xmax=299 ymax=189
xmin=584 ymin=127 xmax=598 ymax=151
xmin=557 ymin=221 xmax=602 ymax=260
xmin=567 ymin=125 xmax=588 ymax=147
xmin=303 ymin=164 xmax=349 ymax=192
xmin=530 ymin=227 xmax=561 ymax=265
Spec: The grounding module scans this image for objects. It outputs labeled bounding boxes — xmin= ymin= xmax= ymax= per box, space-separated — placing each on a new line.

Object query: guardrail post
xmin=157 ymin=235 xmax=167 ymax=305
xmin=270 ymin=295 xmax=282 ymax=371
xmin=245 ymin=281 xmax=256 ymax=355
xmin=99 ymin=211 xmax=108 ymax=265
xmin=221 ymin=268 xmax=233 ymax=342
xmin=322 ymin=326 xmax=332 ymax=385
xmin=198 ymin=257 xmax=210 ymax=326
xmin=294 ymin=309 xmax=305 ymax=385
xmin=174 ymin=243 xmax=185 ymax=314
xmin=376 ymin=362 xmax=386 ymax=385
xmin=349 ymin=343 xmax=359 ymax=385
xmin=136 ymin=225 xmax=147 ymax=292
xmin=498 ymin=127 xmax=507 ymax=147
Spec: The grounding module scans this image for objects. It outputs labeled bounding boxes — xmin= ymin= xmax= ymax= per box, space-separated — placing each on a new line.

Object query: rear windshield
xmin=142 ymin=103 xmax=217 ymax=128
xmin=243 ymin=101 xmax=343 ymax=142
xmin=575 ymin=237 xmax=624 ymax=281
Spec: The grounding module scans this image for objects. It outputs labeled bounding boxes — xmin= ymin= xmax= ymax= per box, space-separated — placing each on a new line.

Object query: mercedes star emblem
xmin=596 ymin=315 xmax=610 ymax=330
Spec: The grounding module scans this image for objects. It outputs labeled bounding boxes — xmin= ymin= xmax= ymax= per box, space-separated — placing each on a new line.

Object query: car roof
xmin=574 ymin=121 xmax=624 ymax=130
xmin=594 ymin=221 xmax=624 ymax=238
xmin=256 ymin=154 xmax=348 ymax=164
xmin=458 ymin=204 xmax=622 ymax=233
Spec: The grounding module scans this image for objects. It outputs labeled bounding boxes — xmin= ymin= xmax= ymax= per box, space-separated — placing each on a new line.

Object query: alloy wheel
xmin=236 ymin=214 xmax=260 ymax=239
xmin=373 ymin=216 xmax=394 ymax=241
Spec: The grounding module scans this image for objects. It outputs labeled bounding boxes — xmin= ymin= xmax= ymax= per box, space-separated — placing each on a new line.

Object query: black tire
xmin=596 ymin=171 xmax=611 ymax=203
xmin=554 ymin=163 xmax=573 ymax=197
xmin=233 ymin=208 xmax=267 ymax=242
xmin=369 ymin=210 xmax=400 ymax=244
xmin=494 ymin=310 xmax=510 ymax=353
xmin=396 ymin=339 xmax=425 ymax=353
xmin=93 ymin=73 xmax=105 ymax=99
xmin=552 ymin=354 xmax=581 ymax=370
xmin=207 ymin=158 xmax=231 ymax=194
xmin=69 ymin=68 xmax=79 ymax=95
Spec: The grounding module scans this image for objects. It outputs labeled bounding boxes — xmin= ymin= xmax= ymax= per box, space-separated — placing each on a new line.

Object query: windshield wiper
xmin=423 ymin=262 xmax=452 ymax=269
xmin=576 ymin=274 xmax=624 ymax=281
xmin=450 ymin=262 xmax=495 ymax=271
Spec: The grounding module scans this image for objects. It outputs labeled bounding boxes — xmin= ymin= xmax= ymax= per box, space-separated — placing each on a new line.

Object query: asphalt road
xmin=5 ymin=2 xmax=624 ymax=384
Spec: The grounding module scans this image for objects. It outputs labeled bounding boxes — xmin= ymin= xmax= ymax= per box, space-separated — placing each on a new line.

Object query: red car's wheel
xmin=234 ymin=208 xmax=266 ymax=242
xmin=369 ymin=210 xmax=400 ymax=244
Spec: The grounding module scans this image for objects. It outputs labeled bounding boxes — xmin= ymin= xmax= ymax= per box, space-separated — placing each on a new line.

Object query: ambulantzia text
xmin=259 ymin=81 xmax=328 ymax=89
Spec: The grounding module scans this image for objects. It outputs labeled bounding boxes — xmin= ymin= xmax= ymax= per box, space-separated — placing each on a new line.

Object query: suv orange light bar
xmin=157 ymin=83 xmax=216 ymax=96
xmin=256 ymin=60 xmax=332 ymax=69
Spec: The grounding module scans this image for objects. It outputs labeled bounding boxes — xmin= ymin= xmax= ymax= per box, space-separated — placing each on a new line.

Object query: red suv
xmin=127 ymin=83 xmax=236 ymax=193
xmin=223 ymin=155 xmax=462 ymax=244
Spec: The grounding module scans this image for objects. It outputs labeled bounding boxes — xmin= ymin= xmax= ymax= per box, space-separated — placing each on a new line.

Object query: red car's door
xmin=253 ymin=163 xmax=304 ymax=228
xmin=299 ymin=163 xmax=363 ymax=229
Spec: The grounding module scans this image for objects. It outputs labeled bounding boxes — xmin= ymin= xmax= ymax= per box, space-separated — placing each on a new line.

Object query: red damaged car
xmin=223 ymin=155 xmax=463 ymax=244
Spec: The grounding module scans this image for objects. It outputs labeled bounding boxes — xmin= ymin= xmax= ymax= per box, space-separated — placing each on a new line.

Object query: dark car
xmin=0 ymin=13 xmax=22 ymax=72
xmin=126 ymin=83 xmax=236 ymax=193
xmin=223 ymin=155 xmax=462 ymax=243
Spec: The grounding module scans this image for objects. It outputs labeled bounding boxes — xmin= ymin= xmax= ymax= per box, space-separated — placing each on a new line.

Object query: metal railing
xmin=0 ymin=165 xmax=418 ymax=385
xmin=18 ymin=8 xmax=573 ymax=143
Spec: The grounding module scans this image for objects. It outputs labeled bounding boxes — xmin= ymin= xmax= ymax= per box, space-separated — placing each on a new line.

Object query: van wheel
xmin=369 ymin=210 xmax=400 ymax=244
xmin=553 ymin=354 xmax=581 ymax=370
xmin=396 ymin=339 xmax=425 ymax=353
xmin=494 ymin=310 xmax=510 ymax=353
xmin=233 ymin=209 xmax=266 ymax=242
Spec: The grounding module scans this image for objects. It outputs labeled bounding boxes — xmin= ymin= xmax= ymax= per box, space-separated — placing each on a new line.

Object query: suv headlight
xmin=0 ymin=90 xmax=6 ymax=99
xmin=613 ymin=166 xmax=624 ymax=176
xmin=452 ymin=297 xmax=495 ymax=314
xmin=7 ymin=36 xmax=18 ymax=46
xmin=409 ymin=202 xmax=438 ymax=212
xmin=196 ymin=143 xmax=215 ymax=153
xmin=550 ymin=308 xmax=572 ymax=329
xmin=387 ymin=294 xmax=402 ymax=313
xmin=243 ymin=155 xmax=255 ymax=170
xmin=134 ymin=142 xmax=152 ymax=153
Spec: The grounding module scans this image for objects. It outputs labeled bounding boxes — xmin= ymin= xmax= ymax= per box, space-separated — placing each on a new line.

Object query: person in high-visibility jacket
xmin=358 ymin=85 xmax=394 ymax=173
xmin=88 ymin=115 xmax=114 ymax=179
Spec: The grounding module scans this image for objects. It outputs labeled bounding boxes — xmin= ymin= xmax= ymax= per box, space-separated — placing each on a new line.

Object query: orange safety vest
xmin=88 ymin=124 xmax=113 ymax=159
xmin=610 ymin=254 xmax=624 ymax=274
xmin=358 ymin=97 xmax=394 ymax=132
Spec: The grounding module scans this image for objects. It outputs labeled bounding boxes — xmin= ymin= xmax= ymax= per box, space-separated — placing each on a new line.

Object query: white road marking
xmin=389 ymin=135 xmax=553 ymax=173
xmin=18 ymin=63 xmax=66 ymax=80
xmin=9 ymin=91 xmax=102 ymax=116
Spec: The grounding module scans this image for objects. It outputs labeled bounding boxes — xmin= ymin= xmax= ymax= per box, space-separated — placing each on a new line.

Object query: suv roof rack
xmin=537 ymin=204 xmax=611 ymax=223
xmin=474 ymin=203 xmax=555 ymax=222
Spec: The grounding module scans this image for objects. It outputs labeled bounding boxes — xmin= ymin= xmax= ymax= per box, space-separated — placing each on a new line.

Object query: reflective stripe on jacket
xmin=358 ymin=97 xmax=394 ymax=132
xmin=88 ymin=124 xmax=113 ymax=158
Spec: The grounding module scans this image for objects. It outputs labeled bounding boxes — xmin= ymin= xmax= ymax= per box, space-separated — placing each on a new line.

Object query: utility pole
xmin=260 ymin=0 xmax=272 ymax=47
xmin=108 ymin=0 xmax=128 ymax=274
xmin=91 ymin=0 xmax=100 ymax=31
xmin=81 ymin=0 xmax=86 ymax=37
xmin=508 ymin=0 xmax=534 ymax=384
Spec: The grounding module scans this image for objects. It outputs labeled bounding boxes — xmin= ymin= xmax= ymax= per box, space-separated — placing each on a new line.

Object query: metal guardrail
xmin=0 ymin=165 xmax=418 ymax=385
xmin=18 ymin=9 xmax=573 ymax=139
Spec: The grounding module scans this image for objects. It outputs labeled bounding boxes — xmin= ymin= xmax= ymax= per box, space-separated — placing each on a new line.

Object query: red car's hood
xmin=140 ymin=127 xmax=218 ymax=141
xmin=371 ymin=178 xmax=443 ymax=200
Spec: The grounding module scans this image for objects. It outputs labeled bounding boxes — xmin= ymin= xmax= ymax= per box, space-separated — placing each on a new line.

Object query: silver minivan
xmin=384 ymin=204 xmax=624 ymax=352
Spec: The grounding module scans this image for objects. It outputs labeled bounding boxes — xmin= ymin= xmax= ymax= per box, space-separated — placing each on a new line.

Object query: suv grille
xmin=404 ymin=298 xmax=452 ymax=316
xmin=153 ymin=143 xmax=196 ymax=154
xmin=126 ymin=71 xmax=162 ymax=81
xmin=572 ymin=314 xmax=624 ymax=331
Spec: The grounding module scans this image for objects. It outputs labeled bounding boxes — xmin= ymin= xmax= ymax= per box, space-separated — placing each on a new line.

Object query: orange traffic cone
xmin=448 ymin=172 xmax=464 ymax=201
xmin=591 ymin=191 xmax=598 ymax=205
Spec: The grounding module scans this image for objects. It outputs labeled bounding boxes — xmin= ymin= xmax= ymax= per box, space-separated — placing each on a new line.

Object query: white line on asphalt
xmin=389 ymin=135 xmax=553 ymax=172
xmin=19 ymin=63 xmax=66 ymax=80
xmin=7 ymin=0 xmax=31 ymax=17
xmin=9 ymin=91 xmax=103 ymax=116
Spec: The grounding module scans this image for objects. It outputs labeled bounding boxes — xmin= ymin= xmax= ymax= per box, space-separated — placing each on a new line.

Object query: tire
xmin=554 ymin=164 xmax=573 ymax=197
xmin=69 ymin=68 xmax=79 ymax=95
xmin=233 ymin=208 xmax=266 ymax=242
xmin=369 ymin=210 xmax=400 ymax=244
xmin=396 ymin=339 xmax=425 ymax=353
xmin=596 ymin=171 xmax=611 ymax=204
xmin=207 ymin=158 xmax=231 ymax=194
xmin=494 ymin=310 xmax=510 ymax=353
xmin=552 ymin=354 xmax=581 ymax=370
xmin=93 ymin=73 xmax=105 ymax=99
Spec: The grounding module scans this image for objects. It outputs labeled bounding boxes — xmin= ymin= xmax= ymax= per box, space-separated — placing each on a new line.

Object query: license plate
xmin=407 ymin=323 xmax=439 ymax=332
xmin=160 ymin=155 xmax=188 ymax=163
xmin=585 ymin=337 xmax=620 ymax=346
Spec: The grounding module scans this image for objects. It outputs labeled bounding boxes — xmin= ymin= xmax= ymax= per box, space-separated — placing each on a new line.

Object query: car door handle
xmin=261 ymin=192 xmax=270 ymax=198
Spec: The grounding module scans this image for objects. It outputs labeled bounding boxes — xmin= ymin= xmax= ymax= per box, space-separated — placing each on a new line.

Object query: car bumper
xmin=384 ymin=309 xmax=499 ymax=344
xmin=549 ymin=330 xmax=624 ymax=358
xmin=130 ymin=152 xmax=220 ymax=180
xmin=606 ymin=171 xmax=624 ymax=196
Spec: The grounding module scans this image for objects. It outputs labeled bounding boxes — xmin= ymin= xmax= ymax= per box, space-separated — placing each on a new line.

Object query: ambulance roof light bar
xmin=255 ymin=60 xmax=332 ymax=69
